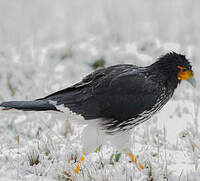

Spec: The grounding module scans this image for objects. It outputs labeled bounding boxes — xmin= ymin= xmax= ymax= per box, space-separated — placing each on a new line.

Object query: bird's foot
xmin=74 ymin=152 xmax=86 ymax=174
xmin=127 ymin=152 xmax=144 ymax=170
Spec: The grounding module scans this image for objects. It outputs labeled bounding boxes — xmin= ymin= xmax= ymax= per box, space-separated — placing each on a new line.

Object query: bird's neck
xmin=147 ymin=63 xmax=179 ymax=91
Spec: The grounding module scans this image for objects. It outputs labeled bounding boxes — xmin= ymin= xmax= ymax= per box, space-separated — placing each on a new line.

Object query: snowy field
xmin=0 ymin=1 xmax=200 ymax=180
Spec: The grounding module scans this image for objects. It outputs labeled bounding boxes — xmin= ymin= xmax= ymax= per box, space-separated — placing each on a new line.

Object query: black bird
xmin=0 ymin=52 xmax=196 ymax=134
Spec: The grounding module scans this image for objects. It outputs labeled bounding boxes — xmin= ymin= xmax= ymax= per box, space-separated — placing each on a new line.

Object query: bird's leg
xmin=74 ymin=152 xmax=86 ymax=174
xmin=127 ymin=152 xmax=144 ymax=170
xmin=124 ymin=149 xmax=144 ymax=170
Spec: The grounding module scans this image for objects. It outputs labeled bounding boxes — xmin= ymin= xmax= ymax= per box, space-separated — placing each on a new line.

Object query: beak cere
xmin=178 ymin=70 xmax=196 ymax=87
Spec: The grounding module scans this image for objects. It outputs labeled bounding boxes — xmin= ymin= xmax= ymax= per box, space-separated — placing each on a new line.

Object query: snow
xmin=0 ymin=1 xmax=200 ymax=180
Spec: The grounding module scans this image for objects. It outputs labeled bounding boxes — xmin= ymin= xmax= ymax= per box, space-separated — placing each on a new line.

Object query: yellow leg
xmin=74 ymin=152 xmax=86 ymax=174
xmin=127 ymin=152 xmax=144 ymax=170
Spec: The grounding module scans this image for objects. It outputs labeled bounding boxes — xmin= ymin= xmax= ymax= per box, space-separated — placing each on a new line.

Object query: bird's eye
xmin=182 ymin=68 xmax=187 ymax=72
xmin=177 ymin=65 xmax=188 ymax=72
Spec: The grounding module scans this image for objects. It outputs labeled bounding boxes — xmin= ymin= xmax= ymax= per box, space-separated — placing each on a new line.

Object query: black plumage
xmin=0 ymin=52 xmax=195 ymax=133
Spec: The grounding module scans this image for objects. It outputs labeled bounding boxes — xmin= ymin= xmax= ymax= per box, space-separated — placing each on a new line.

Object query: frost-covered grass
xmin=0 ymin=1 xmax=200 ymax=180
xmin=0 ymin=38 xmax=199 ymax=181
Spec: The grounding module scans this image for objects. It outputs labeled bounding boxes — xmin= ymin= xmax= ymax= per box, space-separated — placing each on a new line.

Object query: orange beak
xmin=177 ymin=67 xmax=196 ymax=87
xmin=178 ymin=70 xmax=194 ymax=80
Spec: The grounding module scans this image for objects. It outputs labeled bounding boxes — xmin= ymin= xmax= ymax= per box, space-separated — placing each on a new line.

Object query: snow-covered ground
xmin=0 ymin=1 xmax=200 ymax=180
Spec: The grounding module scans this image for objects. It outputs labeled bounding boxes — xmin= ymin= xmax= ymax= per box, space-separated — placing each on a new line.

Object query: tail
xmin=0 ymin=85 xmax=95 ymax=118
xmin=0 ymin=99 xmax=58 ymax=111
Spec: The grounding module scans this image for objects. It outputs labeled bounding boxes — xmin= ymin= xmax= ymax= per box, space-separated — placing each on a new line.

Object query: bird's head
xmin=151 ymin=52 xmax=196 ymax=88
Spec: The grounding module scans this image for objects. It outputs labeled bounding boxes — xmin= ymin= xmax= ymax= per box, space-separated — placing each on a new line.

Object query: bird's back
xmin=42 ymin=64 xmax=166 ymax=133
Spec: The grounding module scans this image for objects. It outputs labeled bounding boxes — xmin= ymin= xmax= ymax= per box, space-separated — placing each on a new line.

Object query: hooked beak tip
xmin=187 ymin=77 xmax=197 ymax=88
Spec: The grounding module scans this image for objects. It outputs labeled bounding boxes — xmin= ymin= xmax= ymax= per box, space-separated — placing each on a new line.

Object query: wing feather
xmin=42 ymin=65 xmax=161 ymax=125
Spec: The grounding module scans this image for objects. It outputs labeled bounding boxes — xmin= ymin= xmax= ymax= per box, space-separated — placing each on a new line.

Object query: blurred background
xmin=0 ymin=1 xmax=200 ymax=180
xmin=0 ymin=0 xmax=199 ymax=99
xmin=1 ymin=0 xmax=200 ymax=45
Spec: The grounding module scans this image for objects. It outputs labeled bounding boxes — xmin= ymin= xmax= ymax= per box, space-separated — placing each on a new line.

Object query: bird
xmin=0 ymin=52 xmax=196 ymax=173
